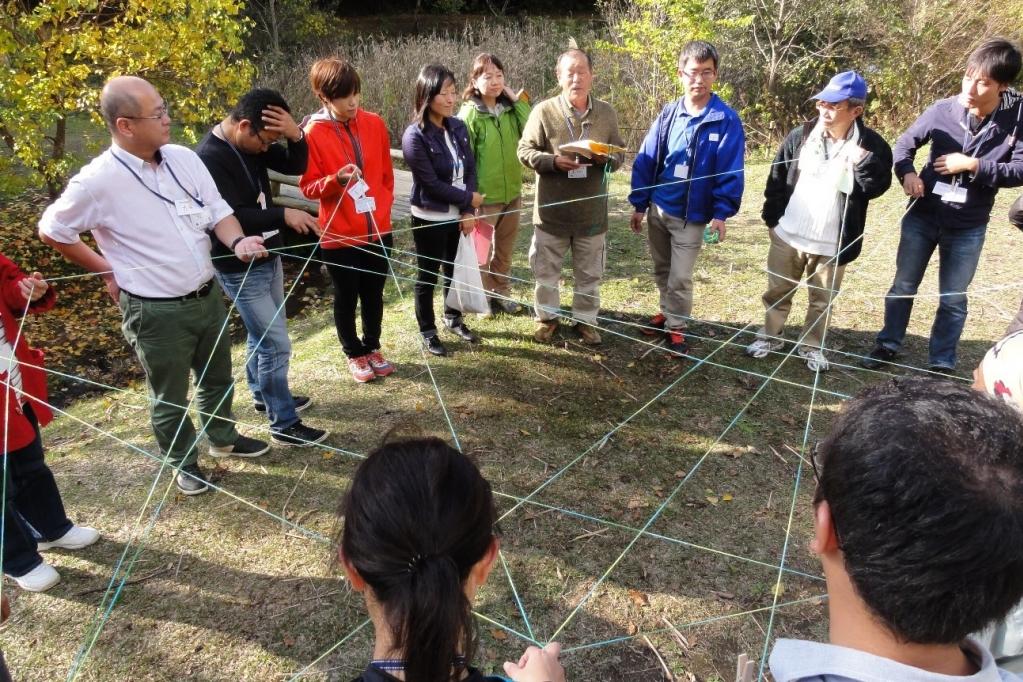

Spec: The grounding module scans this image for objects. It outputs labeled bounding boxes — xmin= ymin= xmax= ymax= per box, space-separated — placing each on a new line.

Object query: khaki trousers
xmin=480 ymin=197 xmax=522 ymax=296
xmin=529 ymin=227 xmax=606 ymax=324
xmin=647 ymin=203 xmax=703 ymax=329
xmin=762 ymin=229 xmax=845 ymax=349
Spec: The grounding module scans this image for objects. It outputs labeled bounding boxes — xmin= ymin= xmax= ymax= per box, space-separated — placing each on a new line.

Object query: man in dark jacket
xmin=196 ymin=88 xmax=328 ymax=448
xmin=862 ymin=38 xmax=1023 ymax=372
xmin=747 ymin=71 xmax=892 ymax=372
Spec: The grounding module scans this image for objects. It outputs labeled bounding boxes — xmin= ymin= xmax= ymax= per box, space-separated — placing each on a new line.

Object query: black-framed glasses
xmin=122 ymin=104 xmax=170 ymax=121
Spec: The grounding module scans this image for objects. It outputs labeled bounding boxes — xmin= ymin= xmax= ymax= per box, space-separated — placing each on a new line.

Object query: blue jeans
xmin=216 ymin=258 xmax=299 ymax=430
xmin=876 ymin=212 xmax=987 ymax=368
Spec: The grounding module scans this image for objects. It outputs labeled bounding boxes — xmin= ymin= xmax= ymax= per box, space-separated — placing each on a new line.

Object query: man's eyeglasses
xmin=681 ymin=69 xmax=716 ymax=82
xmin=815 ymin=101 xmax=848 ymax=112
xmin=122 ymin=104 xmax=170 ymax=121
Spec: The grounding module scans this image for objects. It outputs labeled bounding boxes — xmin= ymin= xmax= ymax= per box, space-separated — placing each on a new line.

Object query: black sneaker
xmin=424 ymin=334 xmax=447 ymax=357
xmin=859 ymin=345 xmax=897 ymax=369
xmin=448 ymin=323 xmax=479 ymax=343
xmin=254 ymin=396 xmax=311 ymax=413
xmin=271 ymin=421 xmax=329 ymax=447
xmin=209 ymin=435 xmax=270 ymax=458
xmin=176 ymin=464 xmax=210 ymax=496
xmin=928 ymin=365 xmax=957 ymax=376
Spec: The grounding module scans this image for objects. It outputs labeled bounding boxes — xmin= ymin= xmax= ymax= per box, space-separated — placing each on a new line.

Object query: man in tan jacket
xmin=518 ymin=48 xmax=625 ymax=345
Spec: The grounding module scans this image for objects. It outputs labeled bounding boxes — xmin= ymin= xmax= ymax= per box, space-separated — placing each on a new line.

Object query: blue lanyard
xmin=112 ymin=150 xmax=204 ymax=207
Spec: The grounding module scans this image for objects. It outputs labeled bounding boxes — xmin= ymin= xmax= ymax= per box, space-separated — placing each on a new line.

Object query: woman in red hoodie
xmin=1 ymin=253 xmax=98 ymax=592
xmin=301 ymin=57 xmax=396 ymax=384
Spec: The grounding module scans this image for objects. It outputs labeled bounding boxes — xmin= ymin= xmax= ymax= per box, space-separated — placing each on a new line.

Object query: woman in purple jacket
xmin=402 ymin=64 xmax=485 ymax=357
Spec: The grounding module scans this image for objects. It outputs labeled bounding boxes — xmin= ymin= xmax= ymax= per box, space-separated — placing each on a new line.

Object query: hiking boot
xmin=798 ymin=346 xmax=830 ymax=372
xmin=254 ymin=396 xmax=311 ymax=414
xmin=576 ymin=323 xmax=602 ymax=345
xmin=209 ymin=435 xmax=270 ymax=459
xmin=423 ymin=334 xmax=447 ymax=356
xmin=745 ymin=337 xmax=784 ymax=359
xmin=641 ymin=312 xmax=666 ymax=336
xmin=860 ymin=345 xmax=897 ymax=369
xmin=176 ymin=464 xmax=210 ymax=496
xmin=366 ymin=351 xmax=395 ymax=377
xmin=666 ymin=328 xmax=689 ymax=357
xmin=36 ymin=525 xmax=100 ymax=552
xmin=533 ymin=320 xmax=558 ymax=343
xmin=271 ymin=421 xmax=329 ymax=447
xmin=8 ymin=562 xmax=60 ymax=592
xmin=348 ymin=355 xmax=376 ymax=383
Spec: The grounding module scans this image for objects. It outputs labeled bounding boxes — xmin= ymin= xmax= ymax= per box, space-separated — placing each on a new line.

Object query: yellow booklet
xmin=558 ymin=139 xmax=628 ymax=159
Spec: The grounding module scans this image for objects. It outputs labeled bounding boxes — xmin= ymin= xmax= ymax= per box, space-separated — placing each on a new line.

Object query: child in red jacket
xmin=1 ymin=252 xmax=99 ymax=592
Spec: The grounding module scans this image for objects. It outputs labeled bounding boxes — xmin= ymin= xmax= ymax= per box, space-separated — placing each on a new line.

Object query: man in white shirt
xmin=39 ymin=76 xmax=271 ymax=496
xmin=770 ymin=377 xmax=1023 ymax=681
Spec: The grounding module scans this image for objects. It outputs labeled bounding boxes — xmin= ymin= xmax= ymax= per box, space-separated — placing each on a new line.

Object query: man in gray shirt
xmin=770 ymin=377 xmax=1023 ymax=681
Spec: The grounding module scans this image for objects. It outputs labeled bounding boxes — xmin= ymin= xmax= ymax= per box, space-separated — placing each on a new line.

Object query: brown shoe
xmin=576 ymin=323 xmax=602 ymax=345
xmin=533 ymin=320 xmax=558 ymax=343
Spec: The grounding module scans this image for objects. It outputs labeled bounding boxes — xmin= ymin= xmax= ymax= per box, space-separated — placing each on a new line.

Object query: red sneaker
xmin=348 ymin=355 xmax=376 ymax=383
xmin=641 ymin=312 xmax=666 ymax=336
xmin=366 ymin=351 xmax=395 ymax=377
xmin=666 ymin=328 xmax=689 ymax=358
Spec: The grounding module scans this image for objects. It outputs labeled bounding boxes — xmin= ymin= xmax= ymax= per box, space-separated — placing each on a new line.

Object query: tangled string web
xmin=2 ymin=157 xmax=1017 ymax=681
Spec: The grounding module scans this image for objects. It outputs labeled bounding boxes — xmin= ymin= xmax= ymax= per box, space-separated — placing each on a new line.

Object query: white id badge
xmin=262 ymin=229 xmax=280 ymax=240
xmin=347 ymin=179 xmax=369 ymax=200
xmin=709 ymin=133 xmax=720 ymax=142
xmin=932 ymin=181 xmax=953 ymax=197
xmin=674 ymin=164 xmax=689 ymax=179
xmin=257 ymin=191 xmax=267 ymax=210
xmin=189 ymin=208 xmax=213 ymax=231
xmin=453 ymin=180 xmax=466 ymax=191
xmin=567 ymin=166 xmax=588 ymax=179
xmin=355 ymin=196 xmax=376 ymax=214
xmin=175 ymin=198 xmax=201 ymax=216
xmin=934 ymin=182 xmax=968 ymax=204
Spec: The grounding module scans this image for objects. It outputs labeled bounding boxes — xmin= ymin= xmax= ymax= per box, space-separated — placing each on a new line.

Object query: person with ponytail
xmin=337 ymin=436 xmax=564 ymax=682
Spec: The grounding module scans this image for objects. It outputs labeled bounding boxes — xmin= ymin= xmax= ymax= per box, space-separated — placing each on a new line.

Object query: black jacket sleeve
xmin=853 ymin=127 xmax=894 ymax=201
xmin=264 ymin=136 xmax=309 ymax=177
xmin=762 ymin=128 xmax=800 ymax=228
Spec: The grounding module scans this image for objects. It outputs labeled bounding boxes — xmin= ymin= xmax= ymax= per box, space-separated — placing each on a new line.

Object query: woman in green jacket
xmin=458 ymin=53 xmax=531 ymax=314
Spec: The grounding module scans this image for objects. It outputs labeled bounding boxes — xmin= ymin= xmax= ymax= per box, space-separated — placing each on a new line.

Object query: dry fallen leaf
xmin=722 ymin=493 xmax=734 ymax=502
xmin=706 ymin=496 xmax=720 ymax=506
xmin=628 ymin=588 xmax=649 ymax=607
xmin=491 ymin=629 xmax=508 ymax=640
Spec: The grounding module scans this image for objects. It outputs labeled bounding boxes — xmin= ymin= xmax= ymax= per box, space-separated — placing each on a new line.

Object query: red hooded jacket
xmin=1 ymin=252 xmax=56 ymax=453
xmin=300 ymin=108 xmax=394 ymax=249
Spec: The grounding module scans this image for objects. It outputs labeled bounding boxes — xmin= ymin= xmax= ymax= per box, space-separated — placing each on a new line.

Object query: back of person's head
xmin=229 ymin=88 xmax=289 ymax=134
xmin=413 ymin=64 xmax=456 ymax=127
xmin=816 ymin=376 xmax=1023 ymax=644
xmin=309 ymin=57 xmax=362 ymax=101
xmin=339 ymin=437 xmax=496 ymax=682
xmin=966 ymin=37 xmax=1022 ymax=85
xmin=677 ymin=40 xmax=719 ymax=71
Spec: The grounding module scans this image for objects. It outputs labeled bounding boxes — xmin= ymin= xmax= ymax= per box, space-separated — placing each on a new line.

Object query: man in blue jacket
xmin=862 ymin=38 xmax=1023 ymax=372
xmin=629 ymin=40 xmax=745 ymax=356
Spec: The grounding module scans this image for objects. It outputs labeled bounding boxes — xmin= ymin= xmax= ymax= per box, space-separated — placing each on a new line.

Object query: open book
xmin=559 ymin=139 xmax=628 ymax=160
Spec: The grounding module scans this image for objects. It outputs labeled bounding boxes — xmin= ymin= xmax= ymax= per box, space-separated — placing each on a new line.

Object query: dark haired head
xmin=229 ymin=88 xmax=289 ymax=134
xmin=965 ymin=37 xmax=1022 ymax=85
xmin=463 ymin=53 xmax=506 ymax=101
xmin=678 ymin=40 xmax=719 ymax=71
xmin=310 ymin=57 xmax=362 ymax=101
xmin=413 ymin=64 xmax=456 ymax=128
xmin=338 ymin=437 xmax=497 ymax=682
xmin=816 ymin=377 xmax=1023 ymax=643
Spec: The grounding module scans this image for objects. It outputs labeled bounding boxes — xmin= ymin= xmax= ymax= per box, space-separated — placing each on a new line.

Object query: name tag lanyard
xmin=216 ymin=124 xmax=263 ymax=196
xmin=328 ymin=113 xmax=365 ymax=172
xmin=112 ymin=151 xmax=204 ymax=208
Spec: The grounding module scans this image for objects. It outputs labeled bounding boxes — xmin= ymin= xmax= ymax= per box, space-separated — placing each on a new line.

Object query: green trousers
xmin=119 ymin=284 xmax=239 ymax=468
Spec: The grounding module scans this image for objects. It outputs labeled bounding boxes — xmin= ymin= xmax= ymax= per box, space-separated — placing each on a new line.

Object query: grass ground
xmin=2 ymin=160 xmax=1021 ymax=681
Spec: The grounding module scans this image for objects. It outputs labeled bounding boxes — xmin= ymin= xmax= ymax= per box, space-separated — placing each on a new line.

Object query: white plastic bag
xmin=445 ymin=233 xmax=489 ymax=314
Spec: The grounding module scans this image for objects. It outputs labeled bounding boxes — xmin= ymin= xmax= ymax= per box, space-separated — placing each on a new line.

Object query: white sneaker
xmin=798 ymin=346 xmax=830 ymax=372
xmin=745 ymin=337 xmax=784 ymax=358
xmin=36 ymin=525 xmax=100 ymax=551
xmin=9 ymin=562 xmax=60 ymax=592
